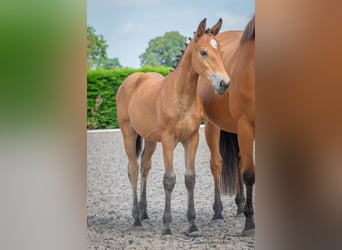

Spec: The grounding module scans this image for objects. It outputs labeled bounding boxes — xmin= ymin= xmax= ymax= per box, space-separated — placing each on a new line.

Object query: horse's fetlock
xmin=163 ymin=175 xmax=176 ymax=191
xmin=185 ymin=175 xmax=195 ymax=189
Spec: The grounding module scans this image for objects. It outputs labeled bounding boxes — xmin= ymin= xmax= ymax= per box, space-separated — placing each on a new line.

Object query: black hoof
xmin=187 ymin=225 xmax=201 ymax=236
xmin=133 ymin=219 xmax=142 ymax=227
xmin=141 ymin=212 xmax=149 ymax=220
xmin=162 ymin=228 xmax=172 ymax=236
xmin=242 ymin=228 xmax=255 ymax=237
xmin=212 ymin=213 xmax=224 ymax=220
xmin=189 ymin=224 xmax=199 ymax=233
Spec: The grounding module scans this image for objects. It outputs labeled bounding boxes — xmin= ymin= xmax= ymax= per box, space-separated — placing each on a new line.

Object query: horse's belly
xmin=206 ymin=112 xmax=237 ymax=133
xmin=137 ymin=127 xmax=161 ymax=142
xmin=129 ymin=107 xmax=161 ymax=141
xmin=131 ymin=121 xmax=161 ymax=141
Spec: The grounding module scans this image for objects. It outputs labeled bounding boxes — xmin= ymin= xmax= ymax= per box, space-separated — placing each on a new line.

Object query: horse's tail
xmin=219 ymin=130 xmax=240 ymax=195
xmin=136 ymin=134 xmax=143 ymax=158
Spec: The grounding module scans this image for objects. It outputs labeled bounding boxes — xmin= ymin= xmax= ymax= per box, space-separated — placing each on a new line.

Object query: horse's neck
xmin=170 ymin=50 xmax=199 ymax=98
xmin=230 ymin=41 xmax=254 ymax=79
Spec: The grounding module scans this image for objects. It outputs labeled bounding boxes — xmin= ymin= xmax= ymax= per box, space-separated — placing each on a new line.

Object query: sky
xmin=87 ymin=0 xmax=255 ymax=68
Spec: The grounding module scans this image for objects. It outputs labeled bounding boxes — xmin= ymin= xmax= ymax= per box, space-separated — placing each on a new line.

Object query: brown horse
xmin=116 ymin=18 xmax=230 ymax=236
xmin=198 ymin=15 xmax=255 ymax=236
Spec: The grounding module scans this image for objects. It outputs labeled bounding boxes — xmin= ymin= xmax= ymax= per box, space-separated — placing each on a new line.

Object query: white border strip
xmin=87 ymin=128 xmax=121 ymax=133
xmin=87 ymin=124 xmax=205 ymax=133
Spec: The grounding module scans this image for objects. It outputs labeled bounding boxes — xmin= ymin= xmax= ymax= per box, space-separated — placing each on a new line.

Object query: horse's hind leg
xmin=235 ymin=167 xmax=245 ymax=216
xmin=139 ymin=140 xmax=157 ymax=221
xmin=122 ymin=128 xmax=142 ymax=227
xmin=183 ymin=132 xmax=200 ymax=234
xmin=205 ymin=121 xmax=224 ymax=220
xmin=237 ymin=120 xmax=255 ymax=236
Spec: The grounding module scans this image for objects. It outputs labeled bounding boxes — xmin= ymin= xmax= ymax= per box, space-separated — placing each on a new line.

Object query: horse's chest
xmin=173 ymin=112 xmax=201 ymax=139
xmin=159 ymin=101 xmax=203 ymax=139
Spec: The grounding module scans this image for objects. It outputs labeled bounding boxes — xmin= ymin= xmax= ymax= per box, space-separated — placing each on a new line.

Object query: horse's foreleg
xmin=139 ymin=140 xmax=156 ymax=221
xmin=237 ymin=120 xmax=255 ymax=236
xmin=122 ymin=131 xmax=142 ymax=227
xmin=183 ymin=132 xmax=200 ymax=234
xmin=205 ymin=121 xmax=224 ymax=220
xmin=161 ymin=135 xmax=177 ymax=236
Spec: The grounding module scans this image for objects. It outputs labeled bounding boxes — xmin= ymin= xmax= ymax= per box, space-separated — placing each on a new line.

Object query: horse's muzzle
xmin=216 ymin=79 xmax=230 ymax=94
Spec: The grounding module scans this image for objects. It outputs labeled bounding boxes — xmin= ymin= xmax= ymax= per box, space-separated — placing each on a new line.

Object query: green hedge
xmin=87 ymin=67 xmax=171 ymax=129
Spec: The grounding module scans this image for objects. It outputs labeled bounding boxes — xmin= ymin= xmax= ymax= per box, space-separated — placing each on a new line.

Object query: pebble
xmin=87 ymin=129 xmax=255 ymax=249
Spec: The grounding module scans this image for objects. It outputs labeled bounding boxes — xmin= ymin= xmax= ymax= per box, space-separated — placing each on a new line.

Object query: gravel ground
xmin=87 ymin=127 xmax=255 ymax=249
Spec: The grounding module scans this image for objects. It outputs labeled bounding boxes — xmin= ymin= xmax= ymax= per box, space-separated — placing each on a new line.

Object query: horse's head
xmin=191 ymin=18 xmax=230 ymax=94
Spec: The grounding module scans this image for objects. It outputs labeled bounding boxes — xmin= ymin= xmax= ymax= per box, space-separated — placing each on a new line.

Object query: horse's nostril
xmin=220 ymin=80 xmax=225 ymax=87
xmin=220 ymin=80 xmax=228 ymax=88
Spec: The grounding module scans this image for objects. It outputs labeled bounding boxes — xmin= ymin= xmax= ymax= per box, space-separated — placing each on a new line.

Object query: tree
xmin=139 ymin=31 xmax=187 ymax=67
xmin=87 ymin=26 xmax=107 ymax=70
xmin=100 ymin=58 xmax=122 ymax=70
xmin=87 ymin=26 xmax=122 ymax=70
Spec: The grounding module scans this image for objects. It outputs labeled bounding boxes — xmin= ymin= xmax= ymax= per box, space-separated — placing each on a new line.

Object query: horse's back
xmin=117 ymin=72 xmax=163 ymax=105
xmin=216 ymin=31 xmax=242 ymax=48
xmin=117 ymin=72 xmax=163 ymax=96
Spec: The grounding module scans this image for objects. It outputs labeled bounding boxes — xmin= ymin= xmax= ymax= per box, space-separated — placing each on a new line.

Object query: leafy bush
xmin=87 ymin=67 xmax=171 ymax=129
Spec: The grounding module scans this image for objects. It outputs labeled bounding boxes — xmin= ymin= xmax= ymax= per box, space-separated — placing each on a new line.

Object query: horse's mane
xmin=240 ymin=15 xmax=255 ymax=44
xmin=170 ymin=38 xmax=190 ymax=72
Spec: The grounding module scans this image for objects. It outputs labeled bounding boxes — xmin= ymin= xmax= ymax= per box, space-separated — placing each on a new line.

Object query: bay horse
xmin=197 ymin=15 xmax=255 ymax=236
xmin=116 ymin=18 xmax=230 ymax=236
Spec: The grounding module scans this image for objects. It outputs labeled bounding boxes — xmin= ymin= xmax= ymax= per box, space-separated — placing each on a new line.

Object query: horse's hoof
xmin=133 ymin=220 xmax=142 ymax=227
xmin=242 ymin=228 xmax=255 ymax=237
xmin=141 ymin=213 xmax=149 ymax=220
xmin=212 ymin=213 xmax=224 ymax=220
xmin=186 ymin=224 xmax=201 ymax=236
xmin=189 ymin=224 xmax=199 ymax=233
xmin=162 ymin=228 xmax=173 ymax=236
xmin=235 ymin=212 xmax=244 ymax=218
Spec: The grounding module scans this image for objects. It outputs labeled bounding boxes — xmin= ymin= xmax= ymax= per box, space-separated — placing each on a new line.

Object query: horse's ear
xmin=210 ymin=18 xmax=222 ymax=36
xmin=195 ymin=18 xmax=207 ymax=41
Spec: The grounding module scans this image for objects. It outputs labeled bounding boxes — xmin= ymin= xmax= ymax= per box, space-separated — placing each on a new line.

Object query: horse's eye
xmin=200 ymin=50 xmax=208 ymax=57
